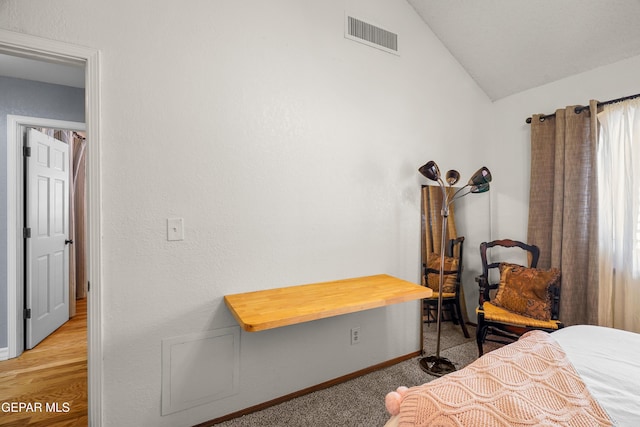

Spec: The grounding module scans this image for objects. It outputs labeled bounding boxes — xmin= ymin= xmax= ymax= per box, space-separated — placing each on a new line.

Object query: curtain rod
xmin=525 ymin=92 xmax=640 ymax=124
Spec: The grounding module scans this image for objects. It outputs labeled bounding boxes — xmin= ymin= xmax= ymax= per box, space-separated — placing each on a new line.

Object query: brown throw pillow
xmin=425 ymin=253 xmax=459 ymax=293
xmin=493 ymin=263 xmax=561 ymax=321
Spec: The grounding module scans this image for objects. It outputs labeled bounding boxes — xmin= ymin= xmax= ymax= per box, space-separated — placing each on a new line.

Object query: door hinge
xmin=23 ymin=146 xmax=31 ymax=157
xmin=23 ymin=227 xmax=31 ymax=238
xmin=24 ymin=308 xmax=31 ymax=319
xmin=87 ymin=281 xmax=90 ymax=292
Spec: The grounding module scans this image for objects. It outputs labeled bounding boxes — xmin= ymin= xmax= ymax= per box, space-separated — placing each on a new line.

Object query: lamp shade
xmin=470 ymin=183 xmax=490 ymax=193
xmin=445 ymin=170 xmax=460 ymax=185
xmin=419 ymin=161 xmax=441 ymax=181
xmin=468 ymin=166 xmax=492 ymax=186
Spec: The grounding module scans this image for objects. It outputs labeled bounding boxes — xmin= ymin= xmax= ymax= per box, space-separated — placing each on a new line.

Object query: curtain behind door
xmin=526 ymin=101 xmax=599 ymax=326
xmin=71 ymin=132 xmax=87 ymax=301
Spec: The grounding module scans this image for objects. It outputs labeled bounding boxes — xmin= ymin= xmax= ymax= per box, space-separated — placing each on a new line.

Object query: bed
xmin=384 ymin=325 xmax=640 ymax=426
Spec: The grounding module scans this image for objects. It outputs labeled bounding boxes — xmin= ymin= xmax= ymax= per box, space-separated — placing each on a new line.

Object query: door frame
xmin=9 ymin=117 xmax=84 ymax=353
xmin=1 ymin=30 xmax=102 ymax=426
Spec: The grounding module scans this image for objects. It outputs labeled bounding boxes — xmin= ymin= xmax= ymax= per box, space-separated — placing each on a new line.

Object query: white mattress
xmin=552 ymin=325 xmax=640 ymax=426
xmin=385 ymin=325 xmax=640 ymax=426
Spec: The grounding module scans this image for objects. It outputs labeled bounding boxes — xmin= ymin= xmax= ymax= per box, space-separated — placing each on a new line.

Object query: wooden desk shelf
xmin=224 ymin=274 xmax=432 ymax=332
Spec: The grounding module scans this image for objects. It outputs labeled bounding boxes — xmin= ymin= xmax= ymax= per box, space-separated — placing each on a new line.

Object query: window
xmin=597 ymin=98 xmax=640 ymax=331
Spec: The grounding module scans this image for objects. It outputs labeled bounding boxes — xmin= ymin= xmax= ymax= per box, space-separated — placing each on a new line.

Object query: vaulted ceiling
xmin=407 ymin=0 xmax=640 ymax=100
xmin=4 ymin=1 xmax=640 ymax=99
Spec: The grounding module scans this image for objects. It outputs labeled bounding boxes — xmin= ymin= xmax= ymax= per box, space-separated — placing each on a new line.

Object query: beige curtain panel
xmin=527 ymin=101 xmax=600 ymax=326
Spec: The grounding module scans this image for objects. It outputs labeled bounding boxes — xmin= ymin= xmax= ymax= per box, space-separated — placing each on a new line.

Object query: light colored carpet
xmin=215 ymin=322 xmax=503 ymax=426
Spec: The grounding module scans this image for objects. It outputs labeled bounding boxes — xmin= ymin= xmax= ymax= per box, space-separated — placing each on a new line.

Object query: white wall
xmin=0 ymin=1 xmax=490 ymax=425
xmin=489 ymin=54 xmax=640 ymax=242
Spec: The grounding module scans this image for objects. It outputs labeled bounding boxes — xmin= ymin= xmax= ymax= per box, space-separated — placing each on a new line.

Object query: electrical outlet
xmin=350 ymin=327 xmax=361 ymax=345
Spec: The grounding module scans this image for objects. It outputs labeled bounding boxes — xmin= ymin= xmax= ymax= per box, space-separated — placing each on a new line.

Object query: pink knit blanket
xmin=397 ymin=331 xmax=612 ymax=426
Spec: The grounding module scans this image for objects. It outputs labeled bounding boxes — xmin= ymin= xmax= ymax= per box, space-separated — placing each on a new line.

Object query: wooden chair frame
xmin=475 ymin=239 xmax=563 ymax=356
xmin=423 ymin=236 xmax=469 ymax=338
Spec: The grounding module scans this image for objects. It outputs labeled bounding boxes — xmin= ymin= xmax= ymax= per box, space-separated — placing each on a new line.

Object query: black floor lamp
xmin=418 ymin=160 xmax=491 ymax=377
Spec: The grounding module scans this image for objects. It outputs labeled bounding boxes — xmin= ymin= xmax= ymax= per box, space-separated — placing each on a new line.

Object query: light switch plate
xmin=167 ymin=218 xmax=184 ymax=241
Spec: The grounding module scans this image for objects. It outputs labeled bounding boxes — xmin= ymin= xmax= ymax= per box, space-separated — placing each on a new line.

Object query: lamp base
xmin=418 ymin=355 xmax=456 ymax=377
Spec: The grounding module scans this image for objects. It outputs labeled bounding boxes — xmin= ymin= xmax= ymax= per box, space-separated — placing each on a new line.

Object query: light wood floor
xmin=0 ymin=298 xmax=87 ymax=426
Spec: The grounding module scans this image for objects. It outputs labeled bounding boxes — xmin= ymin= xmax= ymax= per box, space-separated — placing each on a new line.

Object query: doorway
xmin=7 ymin=120 xmax=87 ymax=353
xmin=0 ymin=29 xmax=102 ymax=425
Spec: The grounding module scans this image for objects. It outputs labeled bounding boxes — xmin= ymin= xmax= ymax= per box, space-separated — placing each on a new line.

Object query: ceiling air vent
xmin=345 ymin=16 xmax=399 ymax=55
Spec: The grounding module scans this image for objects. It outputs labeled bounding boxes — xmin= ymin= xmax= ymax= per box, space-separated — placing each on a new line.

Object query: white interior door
xmin=25 ymin=128 xmax=70 ymax=349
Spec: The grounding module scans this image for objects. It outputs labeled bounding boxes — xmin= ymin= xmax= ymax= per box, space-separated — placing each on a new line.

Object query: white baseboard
xmin=0 ymin=347 xmax=8 ymax=361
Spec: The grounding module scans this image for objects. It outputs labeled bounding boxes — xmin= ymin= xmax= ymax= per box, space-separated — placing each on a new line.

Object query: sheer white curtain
xmin=597 ymin=98 xmax=640 ymax=332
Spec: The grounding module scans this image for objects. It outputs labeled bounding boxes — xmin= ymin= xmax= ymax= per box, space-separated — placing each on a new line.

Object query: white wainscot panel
xmin=161 ymin=326 xmax=240 ymax=415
